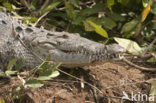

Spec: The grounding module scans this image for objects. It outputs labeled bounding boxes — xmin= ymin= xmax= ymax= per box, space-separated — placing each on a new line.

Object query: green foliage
xmin=0 ymin=58 xmax=24 ymax=77
xmin=149 ymin=79 xmax=156 ymax=96
xmin=23 ymin=61 xmax=61 ymax=88
xmin=0 ymin=98 xmax=5 ymax=103
xmin=86 ymin=20 xmax=108 ymax=38
xmin=107 ymin=0 xmax=114 ymax=11
xmin=16 ymin=58 xmax=25 ymax=72
xmin=7 ymin=58 xmax=17 ymax=70
xmin=0 ymin=0 xmax=155 ymax=58
xmin=39 ymin=1 xmax=62 ymax=15
xmin=121 ymin=18 xmax=140 ymax=37
xmin=25 ymin=79 xmax=44 ymax=88
xmin=0 ymin=1 xmax=155 ymax=100
xmin=0 ymin=58 xmax=25 ymax=77
xmin=65 ymin=1 xmax=77 ymax=20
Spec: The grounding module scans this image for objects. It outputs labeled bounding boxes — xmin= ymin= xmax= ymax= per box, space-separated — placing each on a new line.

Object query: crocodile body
xmin=0 ymin=12 xmax=125 ymax=71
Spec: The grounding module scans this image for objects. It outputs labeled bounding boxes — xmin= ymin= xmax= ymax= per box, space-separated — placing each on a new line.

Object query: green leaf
xmin=2 ymin=3 xmax=15 ymax=11
xmin=0 ymin=6 xmax=7 ymax=11
xmin=147 ymin=57 xmax=156 ymax=62
xmin=0 ymin=98 xmax=5 ymax=103
xmin=37 ymin=76 xmax=52 ymax=81
xmin=16 ymin=58 xmax=24 ymax=72
xmin=0 ymin=73 xmax=6 ymax=77
xmin=84 ymin=20 xmax=94 ymax=31
xmin=72 ymin=16 xmax=85 ymax=25
xmin=121 ymin=18 xmax=139 ymax=34
xmin=151 ymin=2 xmax=156 ymax=15
xmin=48 ymin=12 xmax=68 ymax=21
xmin=49 ymin=71 xmax=60 ymax=78
xmin=40 ymin=1 xmax=61 ymax=15
xmin=30 ymin=0 xmax=37 ymax=10
xmin=69 ymin=0 xmax=79 ymax=8
xmin=5 ymin=70 xmax=17 ymax=76
xmin=40 ymin=61 xmax=51 ymax=70
xmin=46 ymin=18 xmax=66 ymax=27
xmin=152 ymin=20 xmax=156 ymax=29
xmin=15 ymin=86 xmax=21 ymax=91
xmin=37 ymin=71 xmax=60 ymax=80
xmin=114 ymin=37 xmax=142 ymax=54
xmin=118 ymin=0 xmax=129 ymax=6
xmin=40 ymin=70 xmax=60 ymax=78
xmin=107 ymin=13 xmax=125 ymax=22
xmin=65 ymin=1 xmax=77 ymax=20
xmin=25 ymin=79 xmax=43 ymax=88
xmin=85 ymin=17 xmax=116 ymax=30
xmin=51 ymin=63 xmax=61 ymax=69
xmin=107 ymin=0 xmax=114 ymax=11
xmin=25 ymin=17 xmax=38 ymax=23
xmin=142 ymin=0 xmax=149 ymax=7
xmin=136 ymin=0 xmax=141 ymax=4
xmin=100 ymin=17 xmax=117 ymax=30
xmin=149 ymin=79 xmax=156 ymax=96
xmin=124 ymin=33 xmax=134 ymax=38
xmin=7 ymin=58 xmax=17 ymax=70
xmin=79 ymin=3 xmax=106 ymax=17
xmin=86 ymin=20 xmax=108 ymax=38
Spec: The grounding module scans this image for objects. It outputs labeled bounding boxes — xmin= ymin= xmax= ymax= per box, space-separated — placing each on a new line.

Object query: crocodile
xmin=0 ymin=12 xmax=126 ymax=71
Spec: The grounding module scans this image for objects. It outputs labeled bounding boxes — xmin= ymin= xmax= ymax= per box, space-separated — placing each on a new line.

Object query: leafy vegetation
xmin=0 ymin=0 xmax=155 ymax=43
xmin=0 ymin=0 xmax=156 ymax=101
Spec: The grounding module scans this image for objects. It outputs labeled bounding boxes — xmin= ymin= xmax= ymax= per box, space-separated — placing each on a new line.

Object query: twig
xmin=151 ymin=53 xmax=156 ymax=59
xmin=142 ymin=38 xmax=156 ymax=55
xmin=20 ymin=0 xmax=30 ymax=10
xmin=121 ymin=56 xmax=156 ymax=71
xmin=12 ymin=21 xmax=44 ymax=62
xmin=40 ymin=0 xmax=50 ymax=10
xmin=34 ymin=11 xmax=50 ymax=26
xmin=55 ymin=68 xmax=104 ymax=95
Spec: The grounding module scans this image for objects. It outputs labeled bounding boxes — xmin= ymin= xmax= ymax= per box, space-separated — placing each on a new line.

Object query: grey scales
xmin=0 ymin=12 xmax=126 ymax=71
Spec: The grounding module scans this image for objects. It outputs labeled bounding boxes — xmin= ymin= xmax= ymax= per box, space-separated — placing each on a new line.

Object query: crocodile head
xmin=16 ymin=26 xmax=126 ymax=67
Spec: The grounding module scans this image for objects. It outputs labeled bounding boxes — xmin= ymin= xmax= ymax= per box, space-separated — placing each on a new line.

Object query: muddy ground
xmin=0 ymin=62 xmax=155 ymax=103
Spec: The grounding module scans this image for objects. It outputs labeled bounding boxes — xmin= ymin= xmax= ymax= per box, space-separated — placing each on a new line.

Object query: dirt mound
xmin=84 ymin=62 xmax=150 ymax=102
xmin=0 ymin=62 xmax=151 ymax=103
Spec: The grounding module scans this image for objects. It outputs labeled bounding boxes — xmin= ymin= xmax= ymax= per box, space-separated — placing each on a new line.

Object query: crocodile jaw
xmin=24 ymin=32 xmax=125 ymax=66
xmin=15 ymin=25 xmax=125 ymax=67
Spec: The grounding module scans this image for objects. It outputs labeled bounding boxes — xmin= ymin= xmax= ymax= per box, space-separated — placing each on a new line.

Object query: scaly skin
xmin=0 ymin=12 xmax=125 ymax=71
